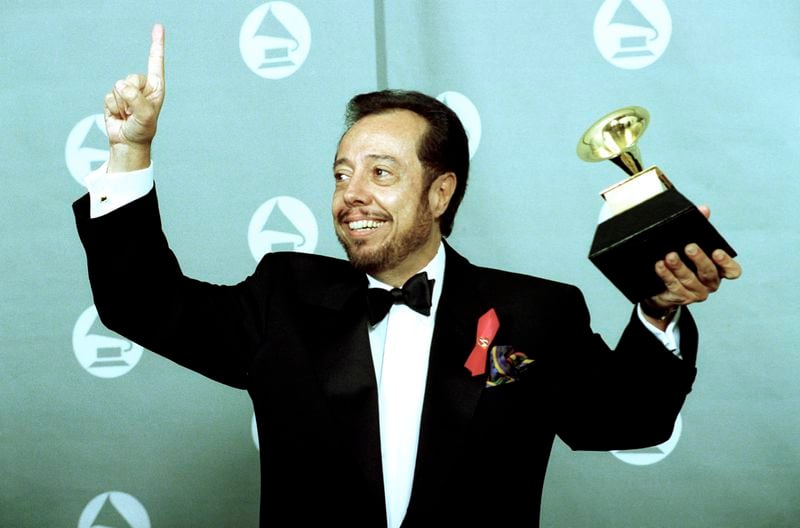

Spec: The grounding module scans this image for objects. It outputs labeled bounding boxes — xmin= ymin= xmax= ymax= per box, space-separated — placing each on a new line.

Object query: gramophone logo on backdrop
xmin=611 ymin=414 xmax=682 ymax=465
xmin=594 ymin=0 xmax=672 ymax=69
xmin=78 ymin=491 xmax=150 ymax=528
xmin=240 ymin=1 xmax=311 ymax=79
xmin=248 ymin=196 xmax=318 ymax=262
xmin=436 ymin=91 xmax=481 ymax=160
xmin=73 ymin=305 xmax=144 ymax=378
xmin=66 ymin=114 xmax=108 ymax=186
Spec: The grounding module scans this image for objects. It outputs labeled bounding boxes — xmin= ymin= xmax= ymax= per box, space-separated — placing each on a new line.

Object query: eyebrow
xmin=333 ymin=154 xmax=401 ymax=169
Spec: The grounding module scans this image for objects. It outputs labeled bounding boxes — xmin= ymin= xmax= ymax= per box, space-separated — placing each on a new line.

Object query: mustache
xmin=336 ymin=207 xmax=391 ymax=223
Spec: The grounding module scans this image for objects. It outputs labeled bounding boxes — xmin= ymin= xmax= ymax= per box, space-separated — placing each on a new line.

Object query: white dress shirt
xmin=366 ymin=244 xmax=445 ymax=528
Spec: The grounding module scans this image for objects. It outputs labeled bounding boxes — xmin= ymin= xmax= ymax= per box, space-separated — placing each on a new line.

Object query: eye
xmin=374 ymin=167 xmax=391 ymax=179
xmin=334 ymin=171 xmax=350 ymax=182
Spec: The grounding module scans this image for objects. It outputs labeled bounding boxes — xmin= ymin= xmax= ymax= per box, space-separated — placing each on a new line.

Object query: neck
xmin=374 ymin=235 xmax=443 ymax=287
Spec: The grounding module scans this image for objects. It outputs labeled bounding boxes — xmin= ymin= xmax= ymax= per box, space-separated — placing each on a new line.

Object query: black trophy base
xmin=589 ymin=187 xmax=737 ymax=303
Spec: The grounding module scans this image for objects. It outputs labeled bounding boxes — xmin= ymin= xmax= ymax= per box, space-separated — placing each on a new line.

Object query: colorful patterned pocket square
xmin=486 ymin=345 xmax=534 ymax=388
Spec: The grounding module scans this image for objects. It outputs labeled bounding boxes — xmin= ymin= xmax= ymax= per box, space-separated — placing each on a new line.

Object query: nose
xmin=342 ymin=171 xmax=371 ymax=207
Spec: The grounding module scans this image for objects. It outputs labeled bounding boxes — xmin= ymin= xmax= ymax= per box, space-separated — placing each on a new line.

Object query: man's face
xmin=332 ymin=110 xmax=441 ymax=283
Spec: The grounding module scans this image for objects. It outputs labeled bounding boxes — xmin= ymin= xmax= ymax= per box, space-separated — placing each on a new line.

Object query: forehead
xmin=336 ymin=110 xmax=428 ymax=161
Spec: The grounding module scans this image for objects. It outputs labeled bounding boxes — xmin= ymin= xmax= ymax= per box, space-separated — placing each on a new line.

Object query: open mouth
xmin=348 ymin=219 xmax=386 ymax=232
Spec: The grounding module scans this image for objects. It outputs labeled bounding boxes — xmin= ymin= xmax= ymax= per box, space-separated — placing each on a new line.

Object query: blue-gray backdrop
xmin=3 ymin=1 xmax=798 ymax=526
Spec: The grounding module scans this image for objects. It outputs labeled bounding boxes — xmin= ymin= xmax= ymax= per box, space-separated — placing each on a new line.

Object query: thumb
xmin=114 ymin=80 xmax=152 ymax=118
xmin=113 ymin=80 xmax=157 ymax=142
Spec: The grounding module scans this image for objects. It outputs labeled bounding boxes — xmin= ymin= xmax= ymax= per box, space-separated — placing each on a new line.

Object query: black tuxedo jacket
xmin=74 ymin=188 xmax=698 ymax=527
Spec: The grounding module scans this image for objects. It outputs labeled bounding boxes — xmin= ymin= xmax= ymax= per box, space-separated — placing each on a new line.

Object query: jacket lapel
xmin=300 ymin=246 xmax=497 ymax=522
xmin=405 ymin=244 xmax=494 ymax=518
xmin=303 ymin=272 xmax=386 ymax=512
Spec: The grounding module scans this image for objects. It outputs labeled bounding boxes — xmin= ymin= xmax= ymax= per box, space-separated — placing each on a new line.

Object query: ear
xmin=428 ymin=172 xmax=457 ymax=220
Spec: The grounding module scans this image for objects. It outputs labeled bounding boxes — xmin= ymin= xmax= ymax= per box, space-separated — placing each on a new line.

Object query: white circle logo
xmin=594 ymin=0 xmax=672 ymax=70
xmin=73 ymin=305 xmax=144 ymax=378
xmin=240 ymin=1 xmax=311 ymax=79
xmin=611 ymin=413 xmax=682 ymax=465
xmin=78 ymin=491 xmax=150 ymax=528
xmin=66 ymin=114 xmax=108 ymax=186
xmin=248 ymin=196 xmax=318 ymax=262
xmin=436 ymin=91 xmax=481 ymax=160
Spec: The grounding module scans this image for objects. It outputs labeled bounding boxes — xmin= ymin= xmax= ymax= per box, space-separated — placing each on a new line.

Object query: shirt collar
xmin=366 ymin=241 xmax=446 ymax=313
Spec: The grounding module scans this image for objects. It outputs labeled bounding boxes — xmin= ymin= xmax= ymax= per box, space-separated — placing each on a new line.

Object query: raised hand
xmin=103 ymin=24 xmax=165 ymax=171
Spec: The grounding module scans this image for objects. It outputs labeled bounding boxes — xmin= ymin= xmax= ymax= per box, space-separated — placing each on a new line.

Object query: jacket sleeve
xmin=549 ymin=285 xmax=698 ymax=451
xmin=73 ymin=187 xmax=270 ymax=389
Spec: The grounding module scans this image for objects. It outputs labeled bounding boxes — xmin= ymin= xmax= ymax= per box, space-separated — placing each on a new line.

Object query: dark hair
xmin=344 ymin=89 xmax=470 ymax=237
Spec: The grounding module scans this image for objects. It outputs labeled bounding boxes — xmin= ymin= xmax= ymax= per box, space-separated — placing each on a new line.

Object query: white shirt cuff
xmin=637 ymin=304 xmax=682 ymax=359
xmin=85 ymin=161 xmax=154 ymax=218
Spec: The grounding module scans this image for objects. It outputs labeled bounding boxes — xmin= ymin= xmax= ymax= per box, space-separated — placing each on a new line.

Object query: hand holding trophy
xmin=577 ymin=107 xmax=737 ymax=303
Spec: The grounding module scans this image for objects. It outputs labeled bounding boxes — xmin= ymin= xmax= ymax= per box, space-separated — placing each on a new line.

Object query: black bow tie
xmin=366 ymin=272 xmax=435 ymax=326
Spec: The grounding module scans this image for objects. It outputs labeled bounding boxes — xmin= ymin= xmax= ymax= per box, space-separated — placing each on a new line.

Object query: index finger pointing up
xmin=146 ymin=23 xmax=165 ymax=93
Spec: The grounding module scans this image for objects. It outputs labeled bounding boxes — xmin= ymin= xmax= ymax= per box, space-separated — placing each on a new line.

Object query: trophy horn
xmin=577 ymin=106 xmax=649 ymax=177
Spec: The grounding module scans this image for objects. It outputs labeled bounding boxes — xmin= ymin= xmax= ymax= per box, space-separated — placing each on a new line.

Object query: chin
xmin=337 ymin=235 xmax=385 ymax=273
xmin=351 ymin=248 xmax=390 ymax=275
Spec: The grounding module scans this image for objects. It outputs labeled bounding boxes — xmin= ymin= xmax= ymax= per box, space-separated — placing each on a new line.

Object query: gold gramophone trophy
xmin=577 ymin=106 xmax=736 ymax=303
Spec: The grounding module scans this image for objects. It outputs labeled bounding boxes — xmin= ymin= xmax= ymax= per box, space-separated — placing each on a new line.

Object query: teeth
xmin=349 ymin=219 xmax=385 ymax=230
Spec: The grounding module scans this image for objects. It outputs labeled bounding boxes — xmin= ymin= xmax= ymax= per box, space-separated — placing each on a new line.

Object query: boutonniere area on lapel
xmin=464 ymin=309 xmax=499 ymax=377
xmin=463 ymin=308 xmax=534 ymax=387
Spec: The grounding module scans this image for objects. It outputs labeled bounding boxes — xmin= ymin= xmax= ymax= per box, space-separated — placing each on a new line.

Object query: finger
xmin=684 ymin=244 xmax=720 ymax=291
xmin=712 ymin=250 xmax=743 ymax=279
xmin=114 ymin=79 xmax=157 ymax=125
xmin=698 ymin=204 xmax=711 ymax=219
xmin=146 ymin=23 xmax=165 ymax=94
xmin=112 ymin=81 xmax=130 ymax=116
xmin=662 ymin=252 xmax=710 ymax=302
xmin=105 ymin=91 xmax=119 ymax=116
xmin=125 ymin=73 xmax=147 ymax=91
xmin=652 ymin=260 xmax=686 ymax=306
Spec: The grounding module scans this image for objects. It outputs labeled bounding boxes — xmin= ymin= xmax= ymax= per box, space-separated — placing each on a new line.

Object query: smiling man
xmin=74 ymin=25 xmax=741 ymax=528
xmin=333 ymin=103 xmax=457 ymax=285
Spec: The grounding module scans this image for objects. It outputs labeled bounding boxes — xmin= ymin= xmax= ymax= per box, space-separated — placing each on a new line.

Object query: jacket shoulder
xmin=445 ymin=244 xmax=586 ymax=309
xmin=251 ymin=251 xmax=364 ymax=308
xmin=258 ymin=251 xmax=353 ymax=273
xmin=474 ymin=264 xmax=577 ymax=291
